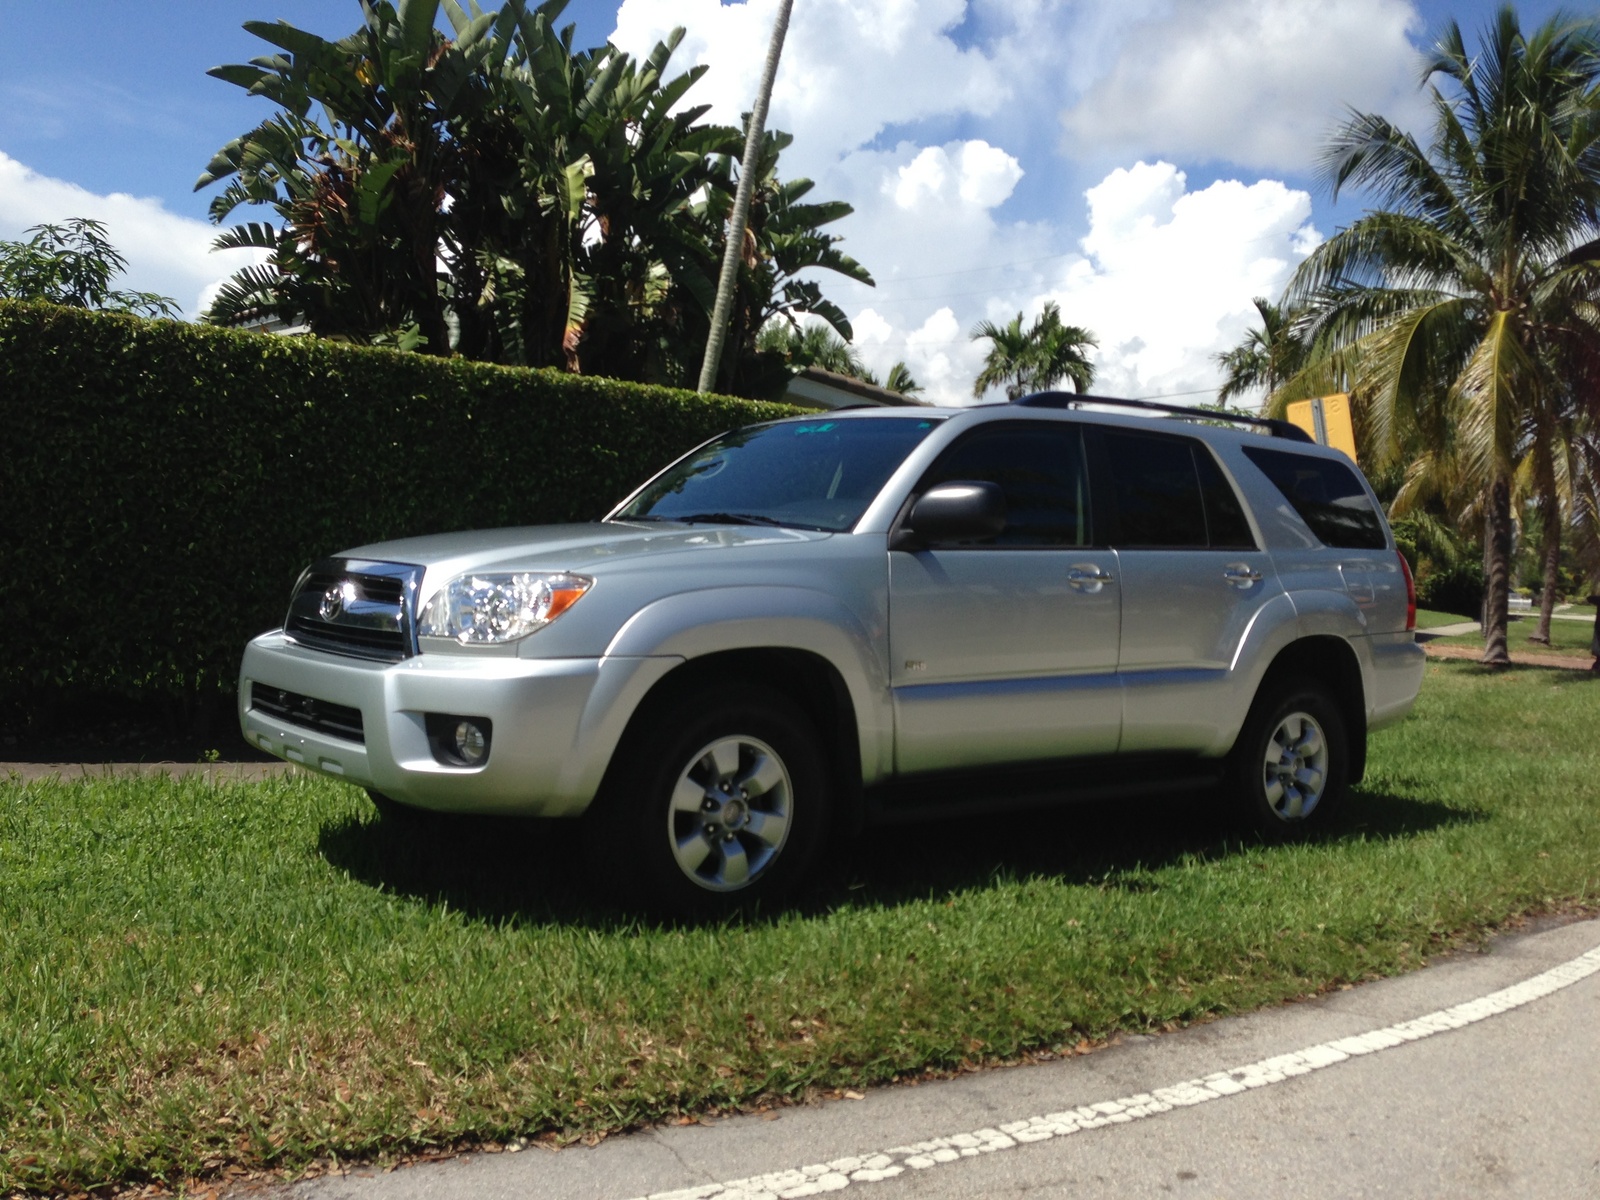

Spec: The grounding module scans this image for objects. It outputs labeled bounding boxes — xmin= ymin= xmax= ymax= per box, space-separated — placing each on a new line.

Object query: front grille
xmin=283 ymin=616 xmax=407 ymax=659
xmin=250 ymin=683 xmax=365 ymax=743
xmin=297 ymin=570 xmax=406 ymax=607
xmin=283 ymin=558 xmax=422 ymax=662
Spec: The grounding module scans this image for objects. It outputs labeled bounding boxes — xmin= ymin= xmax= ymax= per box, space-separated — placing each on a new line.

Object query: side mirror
xmin=892 ymin=480 xmax=1007 ymax=550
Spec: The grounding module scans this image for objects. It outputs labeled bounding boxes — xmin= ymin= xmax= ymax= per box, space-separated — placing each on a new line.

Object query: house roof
xmin=783 ymin=366 xmax=930 ymax=409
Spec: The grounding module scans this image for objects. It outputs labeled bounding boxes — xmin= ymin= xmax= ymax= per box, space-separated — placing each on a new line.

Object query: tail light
xmin=1398 ymin=551 xmax=1417 ymax=632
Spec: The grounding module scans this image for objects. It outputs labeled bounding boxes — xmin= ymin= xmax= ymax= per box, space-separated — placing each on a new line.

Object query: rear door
xmin=888 ymin=420 xmax=1122 ymax=774
xmin=1092 ymin=427 xmax=1282 ymax=753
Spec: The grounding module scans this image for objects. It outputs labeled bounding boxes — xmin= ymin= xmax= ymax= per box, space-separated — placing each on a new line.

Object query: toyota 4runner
xmin=240 ymin=394 xmax=1425 ymax=911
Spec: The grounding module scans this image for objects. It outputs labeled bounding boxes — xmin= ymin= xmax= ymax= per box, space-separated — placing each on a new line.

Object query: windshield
xmin=614 ymin=415 xmax=942 ymax=532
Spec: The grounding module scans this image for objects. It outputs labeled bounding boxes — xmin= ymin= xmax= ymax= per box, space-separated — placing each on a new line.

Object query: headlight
xmin=418 ymin=572 xmax=593 ymax=644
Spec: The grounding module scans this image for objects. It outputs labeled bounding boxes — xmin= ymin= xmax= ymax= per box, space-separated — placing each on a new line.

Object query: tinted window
xmin=1101 ymin=430 xmax=1208 ymax=548
xmin=918 ymin=424 xmax=1089 ymax=547
xmin=1242 ymin=446 xmax=1386 ymax=549
xmin=616 ymin=416 xmax=940 ymax=532
xmin=1195 ymin=446 xmax=1257 ymax=549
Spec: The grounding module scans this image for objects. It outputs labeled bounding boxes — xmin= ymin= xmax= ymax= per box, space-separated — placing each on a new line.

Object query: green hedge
xmin=0 ymin=301 xmax=797 ymax=706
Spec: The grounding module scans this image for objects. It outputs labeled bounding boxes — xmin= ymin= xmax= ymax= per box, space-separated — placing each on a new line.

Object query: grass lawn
xmin=1430 ymin=611 xmax=1596 ymax=658
xmin=1414 ymin=607 xmax=1477 ymax=629
xmin=4 ymin=661 xmax=1600 ymax=1194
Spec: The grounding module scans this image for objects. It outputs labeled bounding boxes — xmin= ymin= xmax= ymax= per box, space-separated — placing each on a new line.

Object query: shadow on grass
xmin=795 ymin=787 xmax=1483 ymax=917
xmin=317 ymin=781 xmax=1482 ymax=931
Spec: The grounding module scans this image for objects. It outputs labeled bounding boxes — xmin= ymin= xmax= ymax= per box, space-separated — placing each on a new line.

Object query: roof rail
xmin=1013 ymin=391 xmax=1314 ymax=443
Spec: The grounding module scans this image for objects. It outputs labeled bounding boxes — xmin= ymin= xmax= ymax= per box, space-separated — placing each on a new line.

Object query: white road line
xmin=634 ymin=942 xmax=1600 ymax=1200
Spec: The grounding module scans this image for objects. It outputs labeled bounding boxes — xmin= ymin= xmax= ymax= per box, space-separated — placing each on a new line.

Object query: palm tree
xmin=687 ymin=128 xmax=874 ymax=396
xmin=756 ymin=323 xmax=921 ymax=397
xmin=699 ymin=0 xmax=793 ymax=392
xmin=1279 ymin=7 xmax=1600 ymax=666
xmin=1215 ymin=297 xmax=1306 ymax=404
xmin=757 ymin=321 xmax=867 ymax=376
xmin=879 ymin=361 xmax=923 ymax=397
xmin=971 ymin=301 xmax=1096 ymax=400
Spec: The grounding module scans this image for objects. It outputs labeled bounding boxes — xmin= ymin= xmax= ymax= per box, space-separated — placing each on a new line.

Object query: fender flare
xmin=600 ymin=586 xmax=893 ymax=783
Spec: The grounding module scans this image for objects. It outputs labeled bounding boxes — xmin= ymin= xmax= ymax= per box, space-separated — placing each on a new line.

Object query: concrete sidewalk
xmin=1416 ymin=620 xmax=1481 ymax=637
xmin=263 ymin=914 xmax=1600 ymax=1200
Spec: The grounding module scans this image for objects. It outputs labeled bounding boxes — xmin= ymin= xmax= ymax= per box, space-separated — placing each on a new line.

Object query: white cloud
xmin=600 ymin=0 xmax=1370 ymax=406
xmin=1060 ymin=0 xmax=1426 ymax=171
xmin=1046 ymin=161 xmax=1319 ymax=399
xmin=817 ymin=153 xmax=1319 ymax=407
xmin=610 ymin=0 xmax=1009 ymax=179
xmin=891 ymin=140 xmax=1024 ymax=212
xmin=0 ymin=151 xmax=259 ymax=317
xmin=816 ymin=138 xmax=1050 ymax=404
xmin=819 ymin=159 xmax=1321 ymax=406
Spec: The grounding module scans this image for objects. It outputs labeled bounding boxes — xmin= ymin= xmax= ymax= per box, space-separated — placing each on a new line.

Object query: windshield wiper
xmin=673 ymin=511 xmax=787 ymax=527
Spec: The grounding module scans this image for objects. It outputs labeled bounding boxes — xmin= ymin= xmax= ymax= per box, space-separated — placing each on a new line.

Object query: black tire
xmin=583 ymin=684 xmax=832 ymax=916
xmin=1225 ymin=676 xmax=1349 ymax=838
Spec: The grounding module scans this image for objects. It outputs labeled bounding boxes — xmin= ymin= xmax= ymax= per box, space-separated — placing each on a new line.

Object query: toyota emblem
xmin=320 ymin=579 xmax=358 ymax=622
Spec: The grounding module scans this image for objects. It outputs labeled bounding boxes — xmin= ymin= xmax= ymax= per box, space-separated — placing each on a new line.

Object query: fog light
xmin=453 ymin=720 xmax=489 ymax=766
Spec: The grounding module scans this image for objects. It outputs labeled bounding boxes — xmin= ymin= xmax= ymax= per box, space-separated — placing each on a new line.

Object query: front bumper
xmin=239 ymin=631 xmax=681 ymax=816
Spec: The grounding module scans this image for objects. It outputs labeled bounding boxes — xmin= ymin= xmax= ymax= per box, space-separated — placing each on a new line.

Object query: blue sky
xmin=0 ymin=0 xmax=1577 ymax=403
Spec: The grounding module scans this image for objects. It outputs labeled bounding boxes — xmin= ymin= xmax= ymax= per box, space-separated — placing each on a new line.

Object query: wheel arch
xmin=1255 ymin=635 xmax=1368 ymax=784
xmin=600 ymin=647 xmax=868 ymax=835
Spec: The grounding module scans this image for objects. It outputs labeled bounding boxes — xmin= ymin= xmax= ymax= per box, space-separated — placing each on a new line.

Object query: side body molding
xmin=601 ymin=586 xmax=894 ymax=784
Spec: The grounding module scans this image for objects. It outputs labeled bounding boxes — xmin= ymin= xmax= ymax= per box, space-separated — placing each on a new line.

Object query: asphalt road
xmin=260 ymin=915 xmax=1600 ymax=1200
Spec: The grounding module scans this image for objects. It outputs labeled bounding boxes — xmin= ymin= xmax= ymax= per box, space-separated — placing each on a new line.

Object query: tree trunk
xmin=1481 ymin=475 xmax=1513 ymax=667
xmin=1590 ymin=594 xmax=1600 ymax=673
xmin=697 ymin=0 xmax=793 ymax=393
xmin=1528 ymin=429 xmax=1560 ymax=644
xmin=1531 ymin=496 xmax=1560 ymax=643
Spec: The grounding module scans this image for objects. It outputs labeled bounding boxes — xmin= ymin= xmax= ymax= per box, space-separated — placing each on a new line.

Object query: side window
xmin=1242 ymin=445 xmax=1387 ymax=550
xmin=1195 ymin=447 xmax=1258 ymax=549
xmin=918 ymin=423 xmax=1090 ymax=547
xmin=1100 ymin=430 xmax=1208 ymax=548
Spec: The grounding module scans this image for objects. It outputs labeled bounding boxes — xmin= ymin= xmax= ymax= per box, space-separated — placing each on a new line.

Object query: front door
xmin=889 ymin=422 xmax=1123 ymax=774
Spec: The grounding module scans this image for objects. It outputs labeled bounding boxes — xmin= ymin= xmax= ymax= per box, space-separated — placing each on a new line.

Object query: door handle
xmin=1223 ymin=564 xmax=1263 ymax=588
xmin=1068 ymin=565 xmax=1115 ymax=591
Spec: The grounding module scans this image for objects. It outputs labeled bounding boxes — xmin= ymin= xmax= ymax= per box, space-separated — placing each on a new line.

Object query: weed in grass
xmin=2 ymin=661 xmax=1598 ymax=1194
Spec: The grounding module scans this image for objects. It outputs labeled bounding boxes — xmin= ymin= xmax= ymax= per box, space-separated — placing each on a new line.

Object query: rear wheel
xmin=584 ymin=685 xmax=831 ymax=915
xmin=1226 ymin=678 xmax=1348 ymax=837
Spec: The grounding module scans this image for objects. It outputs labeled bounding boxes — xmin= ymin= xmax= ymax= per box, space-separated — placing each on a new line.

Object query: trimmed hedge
xmin=0 ymin=301 xmax=797 ymax=706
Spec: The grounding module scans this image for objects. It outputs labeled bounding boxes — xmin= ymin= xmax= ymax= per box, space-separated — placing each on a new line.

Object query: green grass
xmin=1415 ymin=607 xmax=1477 ymax=629
xmin=1431 ymin=612 xmax=1596 ymax=657
xmin=5 ymin=662 xmax=1600 ymax=1194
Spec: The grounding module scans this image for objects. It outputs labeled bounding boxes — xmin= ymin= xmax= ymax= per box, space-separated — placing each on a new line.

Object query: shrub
xmin=0 ymin=301 xmax=797 ymax=708
xmin=1417 ymin=560 xmax=1486 ymax=618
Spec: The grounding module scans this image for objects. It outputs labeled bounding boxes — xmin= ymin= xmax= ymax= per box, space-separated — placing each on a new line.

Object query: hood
xmin=342 ymin=521 xmax=833 ymax=581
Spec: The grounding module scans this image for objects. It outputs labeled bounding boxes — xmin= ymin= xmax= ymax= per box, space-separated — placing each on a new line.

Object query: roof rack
xmin=1013 ymin=391 xmax=1314 ymax=443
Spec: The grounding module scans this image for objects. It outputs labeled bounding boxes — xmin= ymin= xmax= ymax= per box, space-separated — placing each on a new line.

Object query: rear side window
xmin=1099 ymin=430 xmax=1257 ymax=550
xmin=1242 ymin=445 xmax=1387 ymax=549
xmin=919 ymin=423 xmax=1090 ymax=546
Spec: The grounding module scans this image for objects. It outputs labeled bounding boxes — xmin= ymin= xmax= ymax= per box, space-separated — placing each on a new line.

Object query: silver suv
xmin=240 ymin=395 xmax=1424 ymax=910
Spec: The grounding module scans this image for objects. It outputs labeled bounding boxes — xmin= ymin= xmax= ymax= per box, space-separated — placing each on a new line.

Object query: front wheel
xmin=584 ymin=685 xmax=831 ymax=916
xmin=1226 ymin=678 xmax=1348 ymax=837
